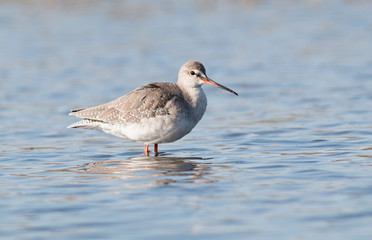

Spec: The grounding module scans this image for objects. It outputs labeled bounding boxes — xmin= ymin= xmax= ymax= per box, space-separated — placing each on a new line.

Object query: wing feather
xmin=69 ymin=83 xmax=185 ymax=125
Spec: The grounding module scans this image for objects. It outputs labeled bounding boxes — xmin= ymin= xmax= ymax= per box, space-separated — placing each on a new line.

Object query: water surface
xmin=1 ymin=1 xmax=372 ymax=239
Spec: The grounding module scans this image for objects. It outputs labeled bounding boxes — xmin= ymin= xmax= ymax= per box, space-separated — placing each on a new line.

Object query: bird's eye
xmin=190 ymin=71 xmax=195 ymax=76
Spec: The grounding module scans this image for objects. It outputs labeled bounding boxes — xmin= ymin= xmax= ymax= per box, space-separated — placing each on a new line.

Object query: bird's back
xmin=68 ymin=82 xmax=190 ymax=129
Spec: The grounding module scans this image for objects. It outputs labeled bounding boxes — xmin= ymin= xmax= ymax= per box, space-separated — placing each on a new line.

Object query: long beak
xmin=202 ymin=77 xmax=238 ymax=96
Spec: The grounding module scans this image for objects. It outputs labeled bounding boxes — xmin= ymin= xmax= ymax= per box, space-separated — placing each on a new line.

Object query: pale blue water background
xmin=1 ymin=0 xmax=372 ymax=239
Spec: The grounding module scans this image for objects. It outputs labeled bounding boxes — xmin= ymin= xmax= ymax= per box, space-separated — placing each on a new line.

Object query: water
xmin=1 ymin=0 xmax=372 ymax=239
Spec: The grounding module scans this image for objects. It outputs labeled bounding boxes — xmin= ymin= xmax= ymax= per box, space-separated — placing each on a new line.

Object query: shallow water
xmin=1 ymin=0 xmax=372 ymax=239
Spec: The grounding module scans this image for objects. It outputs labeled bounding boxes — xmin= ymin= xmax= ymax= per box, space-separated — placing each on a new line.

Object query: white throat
xmin=178 ymin=84 xmax=207 ymax=123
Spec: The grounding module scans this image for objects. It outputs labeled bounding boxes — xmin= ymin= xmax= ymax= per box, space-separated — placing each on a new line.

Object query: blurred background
xmin=1 ymin=0 xmax=372 ymax=239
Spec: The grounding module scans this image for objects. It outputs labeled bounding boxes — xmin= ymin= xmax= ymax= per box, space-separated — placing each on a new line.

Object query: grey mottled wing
xmin=69 ymin=83 xmax=184 ymax=125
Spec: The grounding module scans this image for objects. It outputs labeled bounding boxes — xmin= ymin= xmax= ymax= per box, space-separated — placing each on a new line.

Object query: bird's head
xmin=178 ymin=61 xmax=238 ymax=96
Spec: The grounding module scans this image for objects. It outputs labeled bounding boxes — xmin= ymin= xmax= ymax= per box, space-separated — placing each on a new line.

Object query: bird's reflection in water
xmin=77 ymin=156 xmax=214 ymax=185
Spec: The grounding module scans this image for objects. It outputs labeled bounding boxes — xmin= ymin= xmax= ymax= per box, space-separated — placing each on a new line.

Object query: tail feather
xmin=69 ymin=108 xmax=85 ymax=117
xmin=71 ymin=108 xmax=85 ymax=113
xmin=67 ymin=119 xmax=104 ymax=129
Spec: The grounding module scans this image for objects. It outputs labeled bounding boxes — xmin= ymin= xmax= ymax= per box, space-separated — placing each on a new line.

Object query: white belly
xmin=101 ymin=114 xmax=197 ymax=144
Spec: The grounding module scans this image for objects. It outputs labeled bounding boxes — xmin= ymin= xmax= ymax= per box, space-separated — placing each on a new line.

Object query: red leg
xmin=144 ymin=145 xmax=149 ymax=156
xmin=154 ymin=144 xmax=158 ymax=156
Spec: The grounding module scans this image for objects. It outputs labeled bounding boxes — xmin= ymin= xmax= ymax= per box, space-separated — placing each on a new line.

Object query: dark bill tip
xmin=203 ymin=78 xmax=238 ymax=96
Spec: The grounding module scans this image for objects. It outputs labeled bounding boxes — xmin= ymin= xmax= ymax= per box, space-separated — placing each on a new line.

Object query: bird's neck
xmin=179 ymin=85 xmax=207 ymax=121
xmin=178 ymin=83 xmax=203 ymax=104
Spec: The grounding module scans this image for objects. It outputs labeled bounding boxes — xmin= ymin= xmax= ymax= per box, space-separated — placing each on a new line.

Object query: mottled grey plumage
xmin=69 ymin=83 xmax=188 ymax=125
xmin=68 ymin=61 xmax=237 ymax=154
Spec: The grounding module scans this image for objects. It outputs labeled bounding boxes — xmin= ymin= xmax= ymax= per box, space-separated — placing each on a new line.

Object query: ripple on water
xmin=1 ymin=1 xmax=372 ymax=240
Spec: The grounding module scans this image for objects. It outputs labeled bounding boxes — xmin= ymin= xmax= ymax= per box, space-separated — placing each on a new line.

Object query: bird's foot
xmin=154 ymin=144 xmax=158 ymax=156
xmin=144 ymin=145 xmax=149 ymax=156
xmin=143 ymin=144 xmax=158 ymax=157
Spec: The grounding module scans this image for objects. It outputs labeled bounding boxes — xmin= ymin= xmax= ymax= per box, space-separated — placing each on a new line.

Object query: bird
xmin=68 ymin=61 xmax=238 ymax=156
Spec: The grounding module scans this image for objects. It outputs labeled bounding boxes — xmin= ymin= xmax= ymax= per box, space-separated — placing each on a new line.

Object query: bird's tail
xmin=67 ymin=119 xmax=103 ymax=129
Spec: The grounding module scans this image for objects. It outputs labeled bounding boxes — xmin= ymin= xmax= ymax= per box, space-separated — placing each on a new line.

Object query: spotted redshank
xmin=68 ymin=61 xmax=238 ymax=156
